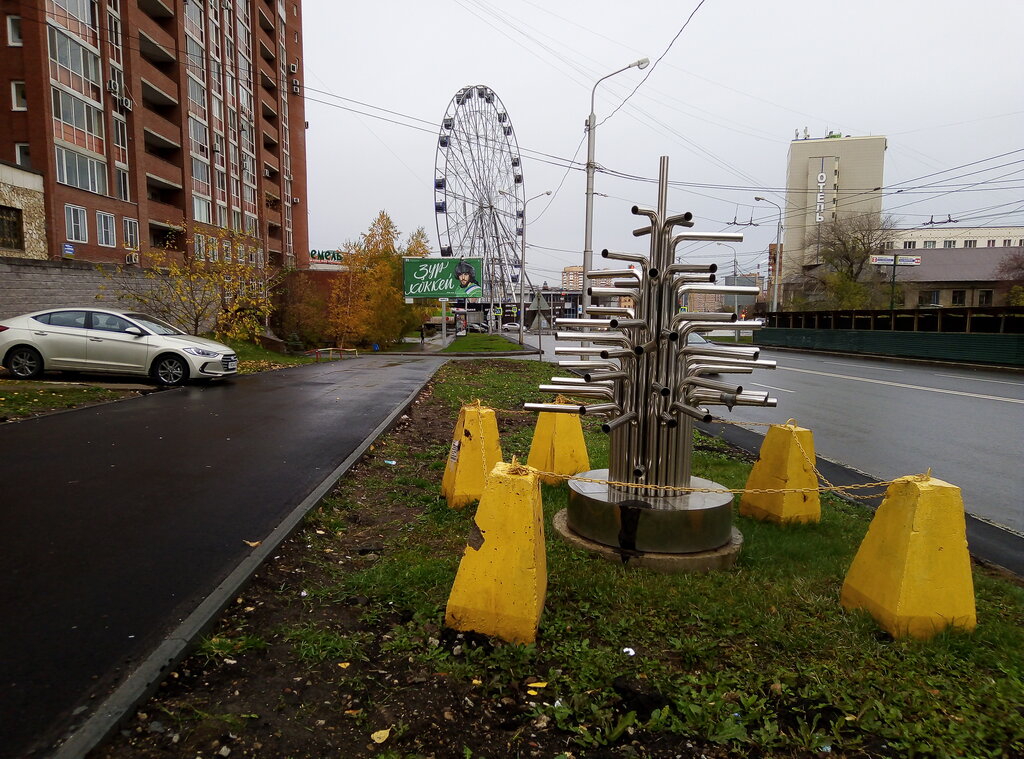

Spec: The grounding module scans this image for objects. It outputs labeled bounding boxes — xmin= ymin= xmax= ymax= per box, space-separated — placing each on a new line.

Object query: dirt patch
xmin=88 ymin=379 xmax=728 ymax=759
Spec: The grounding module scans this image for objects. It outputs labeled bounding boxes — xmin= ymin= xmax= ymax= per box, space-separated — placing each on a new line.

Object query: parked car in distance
xmin=467 ymin=323 xmax=489 ymax=333
xmin=501 ymin=322 xmax=521 ymax=332
xmin=0 ymin=307 xmax=238 ymax=386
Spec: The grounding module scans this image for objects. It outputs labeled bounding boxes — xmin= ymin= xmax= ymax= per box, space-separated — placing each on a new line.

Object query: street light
xmin=583 ymin=57 xmax=649 ymax=316
xmin=503 ymin=189 xmax=551 ymax=348
xmin=755 ymin=196 xmax=783 ymax=312
xmin=717 ymin=242 xmax=740 ymax=341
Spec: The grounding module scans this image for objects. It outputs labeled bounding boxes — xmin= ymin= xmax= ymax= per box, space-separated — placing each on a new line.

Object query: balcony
xmin=143 ymin=126 xmax=182 ymax=162
xmin=260 ymin=96 xmax=278 ymax=121
xmin=259 ymin=65 xmax=278 ymax=95
xmin=140 ymin=76 xmax=179 ymax=108
xmin=262 ymin=123 xmax=280 ymax=149
xmin=258 ymin=5 xmax=275 ymax=33
xmin=258 ymin=36 xmax=275 ymax=64
xmin=137 ymin=0 xmax=174 ymax=22
xmin=138 ymin=28 xmax=176 ymax=66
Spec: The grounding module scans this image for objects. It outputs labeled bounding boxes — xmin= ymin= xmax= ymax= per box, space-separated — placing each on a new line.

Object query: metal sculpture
xmin=525 ymin=157 xmax=779 ymax=555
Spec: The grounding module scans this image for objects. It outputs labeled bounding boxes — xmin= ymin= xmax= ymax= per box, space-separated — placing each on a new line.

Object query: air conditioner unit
xmin=106 ymin=80 xmax=119 ymax=94
xmin=291 ymin=85 xmax=300 ymax=95
xmin=125 ymin=252 xmax=140 ymax=265
xmin=222 ymin=0 xmax=231 ymax=7
xmin=121 ymin=97 xmax=132 ymax=111
xmin=291 ymin=78 xmax=300 ymax=89
xmin=289 ymin=63 xmax=299 ymax=74
xmin=291 ymin=197 xmax=300 ymax=204
xmin=263 ymin=168 xmax=273 ymax=178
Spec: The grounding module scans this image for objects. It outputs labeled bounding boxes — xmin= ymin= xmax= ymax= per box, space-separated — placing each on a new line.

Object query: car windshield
xmin=125 ymin=313 xmax=184 ymax=335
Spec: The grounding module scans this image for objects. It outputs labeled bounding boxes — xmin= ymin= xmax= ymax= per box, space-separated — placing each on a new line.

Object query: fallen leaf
xmin=344 ymin=709 xmax=362 ymax=716
xmin=528 ymin=681 xmax=548 ymax=688
xmin=371 ymin=728 xmax=390 ymax=743
xmin=338 ymin=662 xmax=350 ymax=669
xmin=243 ymin=540 xmax=261 ymax=547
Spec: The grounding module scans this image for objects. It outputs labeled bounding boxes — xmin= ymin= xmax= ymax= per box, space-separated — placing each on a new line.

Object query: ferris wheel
xmin=434 ymin=85 xmax=526 ymax=307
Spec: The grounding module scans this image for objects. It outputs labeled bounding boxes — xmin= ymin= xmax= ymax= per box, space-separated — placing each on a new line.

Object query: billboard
xmin=403 ymin=257 xmax=483 ymax=299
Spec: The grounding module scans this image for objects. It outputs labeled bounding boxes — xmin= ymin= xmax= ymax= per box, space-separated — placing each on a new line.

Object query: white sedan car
xmin=0 ymin=307 xmax=238 ymax=386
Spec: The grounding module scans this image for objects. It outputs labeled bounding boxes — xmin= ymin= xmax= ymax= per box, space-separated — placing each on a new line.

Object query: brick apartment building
xmin=0 ymin=0 xmax=308 ymax=269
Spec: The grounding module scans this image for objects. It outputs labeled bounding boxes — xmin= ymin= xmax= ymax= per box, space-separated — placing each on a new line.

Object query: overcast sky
xmin=299 ymin=0 xmax=1024 ymax=285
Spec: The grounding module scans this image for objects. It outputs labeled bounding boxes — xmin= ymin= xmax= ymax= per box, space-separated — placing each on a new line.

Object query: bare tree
xmin=997 ymin=250 xmax=1024 ymax=306
xmin=798 ymin=213 xmax=901 ymax=309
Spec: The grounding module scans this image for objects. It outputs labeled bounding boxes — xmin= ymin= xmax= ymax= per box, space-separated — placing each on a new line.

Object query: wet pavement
xmin=0 ymin=356 xmax=443 ymax=758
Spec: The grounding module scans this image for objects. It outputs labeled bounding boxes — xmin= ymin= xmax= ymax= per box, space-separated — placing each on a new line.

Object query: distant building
xmin=886 ymin=230 xmax=1024 ymax=308
xmin=780 ymin=133 xmax=886 ymax=298
xmin=561 ymin=265 xmax=583 ymax=290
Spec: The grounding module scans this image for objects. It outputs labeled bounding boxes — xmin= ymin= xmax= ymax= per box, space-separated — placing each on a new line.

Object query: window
xmin=46 ymin=26 xmax=102 ymax=100
xmin=11 ymin=80 xmax=27 ymax=110
xmin=47 ymin=310 xmax=88 ymax=328
xmin=0 ymin=205 xmax=24 ymax=250
xmin=964 ymin=239 xmax=977 ymax=248
xmin=91 ymin=312 xmax=133 ymax=333
xmin=65 ymin=204 xmax=87 ymax=242
xmin=7 ymin=15 xmax=23 ymax=46
xmin=193 ymin=196 xmax=212 ymax=223
xmin=116 ymin=169 xmax=129 ymax=201
xmin=986 ymin=239 xmax=996 ymax=247
xmin=943 ymin=240 xmax=956 ymax=248
xmin=51 ymin=87 xmax=106 ymax=153
xmin=917 ymin=290 xmax=940 ymax=307
xmin=882 ymin=241 xmax=895 ymax=249
xmin=903 ymin=240 xmax=916 ymax=249
xmin=55 ymin=146 xmax=108 ymax=194
xmin=1004 ymin=239 xmax=1013 ymax=247
xmin=978 ymin=290 xmax=993 ymax=306
xmin=222 ymin=239 xmax=231 ymax=262
xmin=122 ymin=217 xmax=139 ymax=249
xmin=14 ymin=143 xmax=29 ymax=168
xmin=194 ymin=233 xmax=206 ymax=261
xmin=96 ymin=211 xmax=115 ymax=246
xmin=952 ymin=290 xmax=966 ymax=306
xmin=923 ymin=240 xmax=936 ymax=249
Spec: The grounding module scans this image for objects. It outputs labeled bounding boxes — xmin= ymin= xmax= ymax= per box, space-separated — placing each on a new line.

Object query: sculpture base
xmin=567 ymin=469 xmax=735 ymax=553
xmin=553 ymin=509 xmax=742 ymax=573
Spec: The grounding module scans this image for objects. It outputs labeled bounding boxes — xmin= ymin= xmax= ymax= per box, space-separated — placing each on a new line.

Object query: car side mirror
xmin=125 ymin=327 xmax=144 ymax=337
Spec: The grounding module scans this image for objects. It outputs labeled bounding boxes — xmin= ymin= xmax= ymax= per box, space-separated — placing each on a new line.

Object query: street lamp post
xmin=503 ymin=189 xmax=552 ymax=348
xmin=717 ymin=242 xmax=740 ymax=341
xmin=583 ymin=57 xmax=649 ymax=316
xmin=755 ymin=196 xmax=783 ymax=313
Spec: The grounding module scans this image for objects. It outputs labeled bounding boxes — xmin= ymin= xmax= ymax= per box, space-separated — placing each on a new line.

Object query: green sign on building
xmin=403 ymin=257 xmax=483 ymax=299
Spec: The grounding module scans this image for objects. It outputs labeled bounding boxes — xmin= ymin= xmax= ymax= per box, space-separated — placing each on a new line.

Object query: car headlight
xmin=182 ymin=347 xmax=221 ymax=358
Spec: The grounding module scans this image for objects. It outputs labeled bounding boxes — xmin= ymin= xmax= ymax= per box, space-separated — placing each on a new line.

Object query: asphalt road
xmin=0 ymin=355 xmax=443 ymax=759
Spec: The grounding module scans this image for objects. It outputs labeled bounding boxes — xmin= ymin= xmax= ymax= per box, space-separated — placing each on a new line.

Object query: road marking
xmin=750 ymin=382 xmax=794 ymax=393
xmin=935 ymin=373 xmax=1024 ymax=387
xmin=779 ymin=366 xmax=1024 ymax=404
xmin=822 ymin=361 xmax=902 ymax=372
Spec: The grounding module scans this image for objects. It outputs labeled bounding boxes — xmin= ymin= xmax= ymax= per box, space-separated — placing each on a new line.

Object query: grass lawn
xmin=0 ymin=379 xmax=139 ymax=422
xmin=442 ymin=333 xmax=526 ymax=352
xmin=224 ymin=339 xmax=315 ymax=372
xmin=100 ymin=358 xmax=1024 ymax=758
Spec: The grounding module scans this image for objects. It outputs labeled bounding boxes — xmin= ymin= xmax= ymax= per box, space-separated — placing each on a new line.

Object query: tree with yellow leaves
xmin=98 ymin=226 xmax=284 ymax=341
xmin=327 ymin=213 xmax=435 ymax=349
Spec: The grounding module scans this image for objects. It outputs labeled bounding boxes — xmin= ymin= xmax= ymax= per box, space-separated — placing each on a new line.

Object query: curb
xmin=50 ymin=367 xmax=442 ymax=759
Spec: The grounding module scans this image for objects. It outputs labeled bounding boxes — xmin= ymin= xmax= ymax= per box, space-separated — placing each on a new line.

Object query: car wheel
xmin=5 ymin=346 xmax=44 ymax=379
xmin=152 ymin=354 xmax=189 ymax=386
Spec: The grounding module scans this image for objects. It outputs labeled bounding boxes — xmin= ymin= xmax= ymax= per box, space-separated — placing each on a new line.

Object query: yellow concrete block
xmin=526 ymin=410 xmax=590 ymax=485
xmin=441 ymin=405 xmax=503 ymax=509
xmin=445 ymin=461 xmax=547 ymax=644
xmin=739 ymin=423 xmax=820 ymax=523
xmin=841 ymin=475 xmax=976 ymax=640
